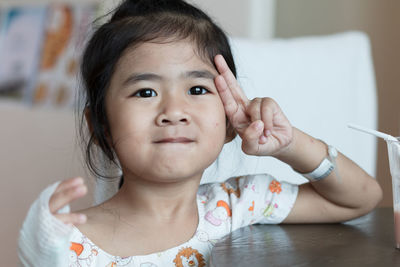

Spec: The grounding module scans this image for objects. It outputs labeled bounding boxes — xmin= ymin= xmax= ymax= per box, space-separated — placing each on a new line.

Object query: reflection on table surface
xmin=210 ymin=208 xmax=400 ymax=267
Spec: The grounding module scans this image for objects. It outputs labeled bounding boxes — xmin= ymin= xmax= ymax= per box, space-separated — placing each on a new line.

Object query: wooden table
xmin=210 ymin=208 xmax=400 ymax=266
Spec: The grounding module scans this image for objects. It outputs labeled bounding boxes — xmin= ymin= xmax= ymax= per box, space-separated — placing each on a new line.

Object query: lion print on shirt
xmin=173 ymin=247 xmax=205 ymax=267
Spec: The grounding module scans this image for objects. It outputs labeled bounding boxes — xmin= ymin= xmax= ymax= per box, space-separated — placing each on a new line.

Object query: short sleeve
xmin=223 ymin=174 xmax=298 ymax=231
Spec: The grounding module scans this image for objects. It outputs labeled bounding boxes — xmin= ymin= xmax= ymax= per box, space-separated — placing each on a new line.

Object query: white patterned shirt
xmin=19 ymin=174 xmax=298 ymax=267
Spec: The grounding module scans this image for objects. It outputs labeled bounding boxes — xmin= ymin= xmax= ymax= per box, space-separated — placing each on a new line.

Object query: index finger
xmin=214 ymin=54 xmax=249 ymax=105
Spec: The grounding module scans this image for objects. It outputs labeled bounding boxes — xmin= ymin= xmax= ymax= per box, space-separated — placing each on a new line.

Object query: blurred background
xmin=0 ymin=0 xmax=399 ymax=265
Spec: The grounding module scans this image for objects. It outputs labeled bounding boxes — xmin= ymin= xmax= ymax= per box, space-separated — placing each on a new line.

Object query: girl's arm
xmin=18 ymin=177 xmax=87 ymax=266
xmin=214 ymin=55 xmax=382 ymax=223
xmin=276 ymin=128 xmax=382 ymax=223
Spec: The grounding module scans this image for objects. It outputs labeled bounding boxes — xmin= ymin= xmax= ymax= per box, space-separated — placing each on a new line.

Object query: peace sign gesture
xmin=214 ymin=55 xmax=293 ymax=157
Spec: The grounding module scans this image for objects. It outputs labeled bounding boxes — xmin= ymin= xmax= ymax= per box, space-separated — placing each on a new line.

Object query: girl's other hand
xmin=49 ymin=177 xmax=88 ymax=225
xmin=214 ymin=54 xmax=293 ymax=157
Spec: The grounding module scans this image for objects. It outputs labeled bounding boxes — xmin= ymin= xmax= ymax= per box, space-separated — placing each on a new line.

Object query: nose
xmin=155 ymin=94 xmax=191 ymax=126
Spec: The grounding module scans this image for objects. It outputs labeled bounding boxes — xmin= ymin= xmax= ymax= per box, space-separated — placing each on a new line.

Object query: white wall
xmin=275 ymin=0 xmax=400 ymax=207
xmin=189 ymin=0 xmax=275 ymax=39
xmin=0 ymin=100 xmax=95 ymax=265
xmin=100 ymin=0 xmax=276 ymax=39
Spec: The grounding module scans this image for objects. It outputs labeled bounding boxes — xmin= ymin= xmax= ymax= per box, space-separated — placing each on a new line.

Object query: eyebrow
xmin=122 ymin=70 xmax=215 ymax=87
xmin=184 ymin=70 xmax=215 ymax=80
xmin=123 ymin=73 xmax=161 ymax=86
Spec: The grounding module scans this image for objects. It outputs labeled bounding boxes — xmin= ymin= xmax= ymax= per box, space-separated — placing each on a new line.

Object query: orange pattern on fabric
xmin=269 ymin=180 xmax=282 ymax=194
xmin=220 ymin=177 xmax=242 ymax=198
xmin=70 ymin=242 xmax=84 ymax=256
xmin=248 ymin=201 xmax=255 ymax=211
xmin=217 ymin=200 xmax=232 ymax=217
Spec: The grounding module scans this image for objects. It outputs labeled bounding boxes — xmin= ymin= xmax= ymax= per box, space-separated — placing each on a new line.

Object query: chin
xmin=120 ymin=145 xmax=222 ymax=182
xmin=150 ymin=165 xmax=205 ymax=182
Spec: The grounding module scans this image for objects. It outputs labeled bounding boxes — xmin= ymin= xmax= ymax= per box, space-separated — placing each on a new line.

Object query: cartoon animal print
xmin=69 ymin=243 xmax=81 ymax=267
xmin=105 ymin=256 xmax=132 ymax=267
xmin=196 ymin=230 xmax=209 ymax=242
xmin=205 ymin=200 xmax=231 ymax=226
xmin=196 ymin=230 xmax=219 ymax=246
xmin=69 ymin=240 xmax=98 ymax=267
xmin=198 ymin=194 xmax=208 ymax=204
xmin=220 ymin=176 xmax=242 ymax=198
xmin=173 ymin=247 xmax=206 ymax=267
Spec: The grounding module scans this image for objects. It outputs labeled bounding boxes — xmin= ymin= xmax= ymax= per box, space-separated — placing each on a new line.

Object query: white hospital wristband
xmin=300 ymin=145 xmax=338 ymax=182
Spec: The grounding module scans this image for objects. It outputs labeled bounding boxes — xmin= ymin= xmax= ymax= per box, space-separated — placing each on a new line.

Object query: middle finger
xmin=247 ymin=98 xmax=263 ymax=123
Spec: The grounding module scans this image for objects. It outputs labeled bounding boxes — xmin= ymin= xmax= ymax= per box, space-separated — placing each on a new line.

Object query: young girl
xmin=19 ymin=0 xmax=382 ymax=266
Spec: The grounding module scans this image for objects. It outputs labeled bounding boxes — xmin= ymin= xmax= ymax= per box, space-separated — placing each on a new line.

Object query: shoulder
xmin=199 ymin=174 xmax=277 ymax=196
xmin=74 ymin=203 xmax=116 ymax=242
xmin=198 ymin=174 xmax=279 ymax=216
xmin=198 ymin=174 xmax=299 ymax=224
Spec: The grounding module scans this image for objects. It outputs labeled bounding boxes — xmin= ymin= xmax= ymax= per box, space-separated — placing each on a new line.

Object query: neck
xmin=106 ymin=172 xmax=202 ymax=222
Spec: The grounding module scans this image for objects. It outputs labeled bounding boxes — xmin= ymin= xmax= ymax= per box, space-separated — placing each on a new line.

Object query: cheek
xmin=107 ymin=106 xmax=151 ymax=158
xmin=213 ymin=103 xmax=227 ymax=137
xmin=202 ymin=107 xmax=226 ymax=143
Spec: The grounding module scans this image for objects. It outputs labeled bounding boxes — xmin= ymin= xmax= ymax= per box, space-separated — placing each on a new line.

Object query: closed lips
xmin=154 ymin=137 xmax=194 ymax=143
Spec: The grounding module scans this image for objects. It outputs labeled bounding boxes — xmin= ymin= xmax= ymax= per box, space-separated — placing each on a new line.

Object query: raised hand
xmin=49 ymin=177 xmax=88 ymax=225
xmin=214 ymin=54 xmax=293 ymax=157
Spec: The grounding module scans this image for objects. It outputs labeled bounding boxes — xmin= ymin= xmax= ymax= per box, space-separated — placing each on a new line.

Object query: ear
xmin=224 ymin=119 xmax=237 ymax=143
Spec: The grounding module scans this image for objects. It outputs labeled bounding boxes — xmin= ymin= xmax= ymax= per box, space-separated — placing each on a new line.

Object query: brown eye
xmin=133 ymin=89 xmax=157 ymax=98
xmin=188 ymin=86 xmax=208 ymax=95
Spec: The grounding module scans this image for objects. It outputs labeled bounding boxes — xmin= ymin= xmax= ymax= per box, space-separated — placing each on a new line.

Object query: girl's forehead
xmin=118 ymin=40 xmax=215 ymax=71
xmin=108 ymin=40 xmax=218 ymax=91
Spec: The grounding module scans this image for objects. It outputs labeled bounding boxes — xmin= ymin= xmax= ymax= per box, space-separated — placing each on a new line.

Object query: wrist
xmin=272 ymin=127 xmax=300 ymax=161
xmin=273 ymin=128 xmax=327 ymax=174
xmin=300 ymin=144 xmax=339 ymax=182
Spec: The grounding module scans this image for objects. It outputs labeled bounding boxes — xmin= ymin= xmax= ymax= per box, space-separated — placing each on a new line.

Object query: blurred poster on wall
xmin=29 ymin=3 xmax=97 ymax=108
xmin=0 ymin=6 xmax=47 ymax=100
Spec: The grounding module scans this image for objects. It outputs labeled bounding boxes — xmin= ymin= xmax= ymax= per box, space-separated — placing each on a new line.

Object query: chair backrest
xmin=202 ymin=31 xmax=377 ymax=184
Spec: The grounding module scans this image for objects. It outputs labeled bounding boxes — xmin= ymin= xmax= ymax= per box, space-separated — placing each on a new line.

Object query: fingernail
xmin=72 ymin=177 xmax=83 ymax=185
xmin=78 ymin=214 xmax=87 ymax=224
xmin=259 ymin=135 xmax=268 ymax=143
xmin=76 ymin=185 xmax=87 ymax=194
xmin=255 ymin=121 xmax=263 ymax=130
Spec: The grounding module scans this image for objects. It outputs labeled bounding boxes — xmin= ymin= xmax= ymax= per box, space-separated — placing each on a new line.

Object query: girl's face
xmin=105 ymin=40 xmax=227 ymax=183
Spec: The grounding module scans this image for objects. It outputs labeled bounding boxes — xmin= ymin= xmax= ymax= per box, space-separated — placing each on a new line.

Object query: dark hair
xmin=79 ymin=0 xmax=237 ymax=179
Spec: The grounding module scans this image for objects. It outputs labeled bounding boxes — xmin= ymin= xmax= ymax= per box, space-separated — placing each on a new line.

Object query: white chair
xmin=202 ymin=31 xmax=377 ymax=185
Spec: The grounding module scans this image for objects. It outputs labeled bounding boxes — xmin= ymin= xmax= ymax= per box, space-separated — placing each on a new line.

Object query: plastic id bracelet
xmin=302 ymin=145 xmax=339 ymax=182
